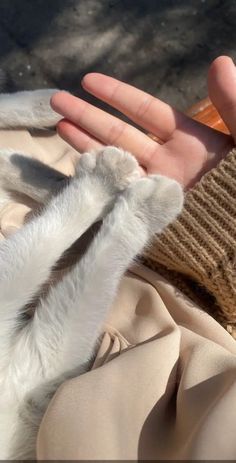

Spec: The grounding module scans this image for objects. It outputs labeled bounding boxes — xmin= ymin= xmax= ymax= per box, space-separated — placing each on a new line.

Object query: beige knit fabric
xmin=143 ymin=147 xmax=236 ymax=331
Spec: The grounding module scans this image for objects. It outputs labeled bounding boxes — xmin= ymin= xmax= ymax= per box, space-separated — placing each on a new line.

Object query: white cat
xmin=0 ymin=90 xmax=183 ymax=459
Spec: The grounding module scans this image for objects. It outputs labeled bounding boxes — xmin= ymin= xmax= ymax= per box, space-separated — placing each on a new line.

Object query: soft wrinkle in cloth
xmin=37 ymin=266 xmax=236 ymax=460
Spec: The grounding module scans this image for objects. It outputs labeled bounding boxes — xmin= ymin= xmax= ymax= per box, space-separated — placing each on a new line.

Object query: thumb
xmin=208 ymin=55 xmax=236 ymax=142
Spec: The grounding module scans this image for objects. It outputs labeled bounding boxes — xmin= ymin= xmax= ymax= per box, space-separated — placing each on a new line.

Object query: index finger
xmin=82 ymin=73 xmax=187 ymax=141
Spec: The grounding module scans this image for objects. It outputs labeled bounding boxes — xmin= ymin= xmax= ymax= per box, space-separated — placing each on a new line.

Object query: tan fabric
xmin=1 ymin=128 xmax=236 ymax=459
xmin=37 ymin=265 xmax=236 ymax=460
xmin=0 ymin=128 xmax=78 ymax=238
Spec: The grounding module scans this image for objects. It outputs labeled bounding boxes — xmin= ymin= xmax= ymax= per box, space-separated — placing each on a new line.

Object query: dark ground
xmin=0 ymin=0 xmax=236 ymax=115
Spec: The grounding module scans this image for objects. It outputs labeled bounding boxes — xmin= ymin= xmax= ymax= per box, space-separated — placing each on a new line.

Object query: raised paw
xmin=30 ymin=89 xmax=62 ymax=128
xmin=124 ymin=174 xmax=184 ymax=235
xmin=76 ymin=146 xmax=141 ymax=194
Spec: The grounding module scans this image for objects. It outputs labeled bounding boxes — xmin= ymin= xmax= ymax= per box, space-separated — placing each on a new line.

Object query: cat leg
xmin=0 ymin=89 xmax=61 ymax=129
xmin=29 ymin=174 xmax=184 ymax=380
xmin=0 ymin=147 xmax=140 ymax=350
xmin=0 ymin=149 xmax=69 ymax=203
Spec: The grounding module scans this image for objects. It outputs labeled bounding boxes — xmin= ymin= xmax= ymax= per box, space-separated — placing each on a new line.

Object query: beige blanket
xmin=1 ymin=128 xmax=236 ymax=460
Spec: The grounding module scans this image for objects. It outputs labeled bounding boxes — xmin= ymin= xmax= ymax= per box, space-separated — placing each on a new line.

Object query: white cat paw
xmin=30 ymin=89 xmax=61 ymax=127
xmin=77 ymin=146 xmax=141 ymax=192
xmin=125 ymin=174 xmax=184 ymax=235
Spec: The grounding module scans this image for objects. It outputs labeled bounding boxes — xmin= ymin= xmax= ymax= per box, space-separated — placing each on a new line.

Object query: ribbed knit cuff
xmin=143 ymin=147 xmax=236 ymax=323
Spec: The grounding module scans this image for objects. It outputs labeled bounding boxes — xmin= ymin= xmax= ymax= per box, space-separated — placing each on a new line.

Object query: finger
xmin=0 ymin=202 xmax=30 ymax=237
xmin=81 ymin=73 xmax=187 ymax=140
xmin=208 ymin=56 xmax=236 ymax=141
xmin=57 ymin=120 xmax=104 ymax=152
xmin=51 ymin=92 xmax=161 ymax=166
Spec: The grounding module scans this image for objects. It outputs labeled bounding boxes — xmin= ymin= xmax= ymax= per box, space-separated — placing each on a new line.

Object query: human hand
xmin=51 ymin=56 xmax=235 ymax=189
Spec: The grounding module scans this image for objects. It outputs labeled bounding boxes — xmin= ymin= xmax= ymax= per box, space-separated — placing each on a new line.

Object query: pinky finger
xmin=57 ymin=119 xmax=105 ymax=152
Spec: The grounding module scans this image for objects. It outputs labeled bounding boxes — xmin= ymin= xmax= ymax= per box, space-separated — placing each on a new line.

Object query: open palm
xmin=51 ymin=56 xmax=235 ymax=189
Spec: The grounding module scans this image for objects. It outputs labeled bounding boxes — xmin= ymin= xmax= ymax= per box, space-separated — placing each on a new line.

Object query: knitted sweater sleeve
xmin=142 ymin=147 xmax=236 ymax=325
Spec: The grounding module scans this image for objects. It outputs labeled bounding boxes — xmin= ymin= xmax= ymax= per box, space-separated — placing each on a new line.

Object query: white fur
xmin=0 ymin=89 xmax=61 ymax=128
xmin=0 ymin=90 xmax=184 ymax=459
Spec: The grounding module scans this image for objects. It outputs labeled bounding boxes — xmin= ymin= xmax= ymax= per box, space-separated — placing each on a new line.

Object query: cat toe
xmin=76 ymin=152 xmax=97 ymax=174
xmin=124 ymin=175 xmax=184 ymax=236
xmin=145 ymin=175 xmax=184 ymax=234
xmin=97 ymin=146 xmax=141 ymax=190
